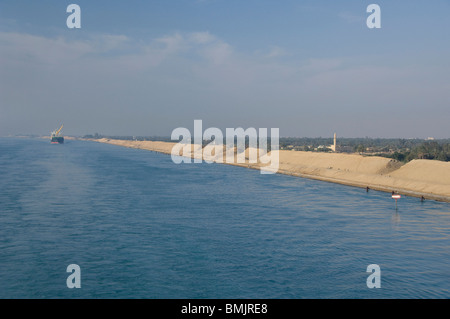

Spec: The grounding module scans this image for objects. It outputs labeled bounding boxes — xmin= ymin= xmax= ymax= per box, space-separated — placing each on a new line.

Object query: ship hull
xmin=51 ymin=136 xmax=64 ymax=144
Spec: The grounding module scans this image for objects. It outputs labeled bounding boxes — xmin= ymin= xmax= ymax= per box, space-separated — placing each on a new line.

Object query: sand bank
xmin=86 ymin=138 xmax=450 ymax=203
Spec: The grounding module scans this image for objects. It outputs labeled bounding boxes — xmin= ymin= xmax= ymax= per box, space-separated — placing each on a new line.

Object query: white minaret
xmin=330 ymin=133 xmax=337 ymax=152
xmin=334 ymin=133 xmax=337 ymax=152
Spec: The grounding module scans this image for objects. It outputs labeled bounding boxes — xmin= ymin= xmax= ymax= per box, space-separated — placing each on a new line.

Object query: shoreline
xmin=80 ymin=137 xmax=450 ymax=203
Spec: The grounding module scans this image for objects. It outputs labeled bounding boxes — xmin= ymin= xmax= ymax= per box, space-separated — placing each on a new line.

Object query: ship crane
xmin=55 ymin=124 xmax=63 ymax=136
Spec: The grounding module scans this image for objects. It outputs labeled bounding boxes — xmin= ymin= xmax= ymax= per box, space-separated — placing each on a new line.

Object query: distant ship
xmin=51 ymin=125 xmax=64 ymax=144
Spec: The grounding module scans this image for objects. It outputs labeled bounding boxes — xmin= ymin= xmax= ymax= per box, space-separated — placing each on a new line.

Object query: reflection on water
xmin=392 ymin=210 xmax=401 ymax=228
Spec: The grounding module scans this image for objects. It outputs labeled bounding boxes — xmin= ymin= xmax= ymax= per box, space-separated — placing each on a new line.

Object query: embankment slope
xmin=88 ymin=138 xmax=450 ymax=202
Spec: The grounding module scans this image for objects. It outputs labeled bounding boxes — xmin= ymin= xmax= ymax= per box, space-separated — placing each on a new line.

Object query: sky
xmin=0 ymin=0 xmax=449 ymax=138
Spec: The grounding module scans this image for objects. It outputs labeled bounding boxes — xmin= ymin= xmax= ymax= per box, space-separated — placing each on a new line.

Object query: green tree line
xmin=385 ymin=141 xmax=450 ymax=162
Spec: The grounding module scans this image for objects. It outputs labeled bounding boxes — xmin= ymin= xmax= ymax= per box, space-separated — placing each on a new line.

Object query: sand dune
xmin=88 ymin=138 xmax=450 ymax=202
xmin=275 ymin=151 xmax=450 ymax=201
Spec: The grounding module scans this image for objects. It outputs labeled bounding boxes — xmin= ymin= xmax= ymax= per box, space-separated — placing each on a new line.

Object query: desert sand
xmin=88 ymin=138 xmax=450 ymax=202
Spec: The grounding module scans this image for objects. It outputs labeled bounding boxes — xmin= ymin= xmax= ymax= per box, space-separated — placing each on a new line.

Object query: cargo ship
xmin=51 ymin=125 xmax=64 ymax=144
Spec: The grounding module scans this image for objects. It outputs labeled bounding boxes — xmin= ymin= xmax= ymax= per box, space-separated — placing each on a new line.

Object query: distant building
xmin=339 ymin=146 xmax=354 ymax=153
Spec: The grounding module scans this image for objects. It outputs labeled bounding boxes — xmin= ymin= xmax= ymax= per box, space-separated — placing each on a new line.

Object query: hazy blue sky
xmin=1 ymin=0 xmax=449 ymax=138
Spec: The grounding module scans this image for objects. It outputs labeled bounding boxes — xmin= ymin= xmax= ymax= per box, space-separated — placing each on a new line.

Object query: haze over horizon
xmin=1 ymin=1 xmax=449 ymax=139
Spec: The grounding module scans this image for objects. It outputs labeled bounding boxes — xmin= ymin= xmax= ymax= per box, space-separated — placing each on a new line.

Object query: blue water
xmin=0 ymin=138 xmax=449 ymax=299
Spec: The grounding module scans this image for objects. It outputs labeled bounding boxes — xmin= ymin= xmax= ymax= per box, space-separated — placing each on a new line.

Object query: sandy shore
xmin=85 ymin=138 xmax=450 ymax=203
